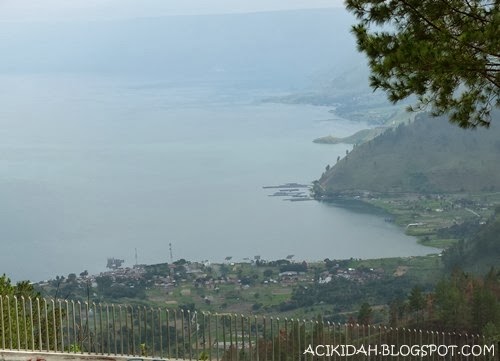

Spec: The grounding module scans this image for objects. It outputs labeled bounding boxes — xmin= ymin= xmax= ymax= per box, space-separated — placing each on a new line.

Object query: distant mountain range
xmin=0 ymin=8 xmax=362 ymax=90
xmin=317 ymin=112 xmax=500 ymax=194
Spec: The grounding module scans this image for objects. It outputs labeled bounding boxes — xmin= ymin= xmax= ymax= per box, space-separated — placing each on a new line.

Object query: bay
xmin=0 ymin=74 xmax=433 ymax=282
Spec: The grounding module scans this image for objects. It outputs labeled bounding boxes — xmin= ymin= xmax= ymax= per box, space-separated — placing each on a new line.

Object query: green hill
xmin=318 ymin=112 xmax=500 ymax=194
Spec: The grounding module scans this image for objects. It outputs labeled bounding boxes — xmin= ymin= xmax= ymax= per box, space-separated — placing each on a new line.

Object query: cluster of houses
xmin=38 ymin=259 xmax=385 ymax=302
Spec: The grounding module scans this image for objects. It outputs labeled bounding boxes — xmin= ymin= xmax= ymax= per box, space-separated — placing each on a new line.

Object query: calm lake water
xmin=0 ymin=74 xmax=433 ymax=282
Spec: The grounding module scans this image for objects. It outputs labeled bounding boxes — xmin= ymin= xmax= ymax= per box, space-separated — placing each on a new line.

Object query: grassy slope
xmin=319 ymin=113 xmax=500 ymax=193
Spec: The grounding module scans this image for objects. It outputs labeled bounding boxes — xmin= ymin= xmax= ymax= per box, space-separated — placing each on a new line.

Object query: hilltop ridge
xmin=317 ymin=112 xmax=500 ymax=194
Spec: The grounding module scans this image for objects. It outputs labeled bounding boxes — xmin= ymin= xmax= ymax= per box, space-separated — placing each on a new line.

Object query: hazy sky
xmin=0 ymin=0 xmax=344 ymax=22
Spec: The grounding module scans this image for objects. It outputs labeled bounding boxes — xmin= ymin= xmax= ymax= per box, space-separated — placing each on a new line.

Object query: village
xmin=35 ymin=256 xmax=389 ymax=316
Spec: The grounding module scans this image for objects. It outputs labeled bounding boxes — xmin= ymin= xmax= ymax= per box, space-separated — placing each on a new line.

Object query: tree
xmin=0 ymin=274 xmax=42 ymax=349
xmin=434 ymin=276 xmax=471 ymax=329
xmin=67 ymin=273 xmax=77 ymax=283
xmin=345 ymin=0 xmax=499 ymax=128
xmin=95 ymin=275 xmax=113 ymax=295
xmin=408 ymin=286 xmax=426 ymax=324
xmin=388 ymin=297 xmax=406 ymax=327
xmin=471 ymin=286 xmax=499 ymax=332
xmin=357 ymin=302 xmax=373 ymax=325
xmin=263 ymin=269 xmax=274 ymax=278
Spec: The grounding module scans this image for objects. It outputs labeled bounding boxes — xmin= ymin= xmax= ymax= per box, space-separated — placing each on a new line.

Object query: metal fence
xmin=0 ymin=296 xmax=497 ymax=360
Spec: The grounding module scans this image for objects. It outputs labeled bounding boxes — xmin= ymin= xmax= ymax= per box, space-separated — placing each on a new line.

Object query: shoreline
xmin=317 ymin=196 xmax=445 ymax=250
xmin=314 ymin=190 xmax=498 ymax=250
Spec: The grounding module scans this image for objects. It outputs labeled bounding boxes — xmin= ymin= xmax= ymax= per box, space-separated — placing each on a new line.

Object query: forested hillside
xmin=318 ymin=113 xmax=500 ymax=194
xmin=443 ymin=208 xmax=500 ymax=273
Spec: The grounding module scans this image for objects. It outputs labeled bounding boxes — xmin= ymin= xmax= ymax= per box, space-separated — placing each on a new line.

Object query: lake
xmin=0 ymin=74 xmax=433 ymax=282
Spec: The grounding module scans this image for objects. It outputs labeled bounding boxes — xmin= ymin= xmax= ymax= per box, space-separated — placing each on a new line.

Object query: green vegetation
xmin=28 ymin=198 xmax=498 ymax=334
xmin=0 ymin=274 xmax=39 ymax=299
xmin=9 ymin=239 xmax=500 ymax=340
xmin=361 ymin=193 xmax=497 ymax=248
xmin=6 ymin=116 xmax=499 ymax=340
xmin=385 ymin=269 xmax=500 ymax=340
xmin=345 ymin=0 xmax=499 ymax=128
xmin=317 ymin=112 xmax=500 ymax=194
xmin=0 ymin=275 xmax=57 ymax=350
xmin=313 ymin=112 xmax=500 ymax=281
xmin=31 ymin=256 xmax=444 ymax=323
xmin=313 ymin=127 xmax=386 ymax=145
xmin=442 ymin=208 xmax=500 ymax=274
xmin=308 ymin=105 xmax=500 ymax=339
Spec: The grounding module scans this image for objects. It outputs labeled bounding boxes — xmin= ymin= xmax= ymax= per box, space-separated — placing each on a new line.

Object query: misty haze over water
xmin=0 ymin=8 xmax=433 ymax=281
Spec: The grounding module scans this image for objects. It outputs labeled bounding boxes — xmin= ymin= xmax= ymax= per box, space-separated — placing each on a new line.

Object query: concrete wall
xmin=0 ymin=351 xmax=167 ymax=361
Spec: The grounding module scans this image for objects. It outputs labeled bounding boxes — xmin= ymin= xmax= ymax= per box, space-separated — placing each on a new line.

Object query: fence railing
xmin=0 ymin=296 xmax=497 ymax=360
